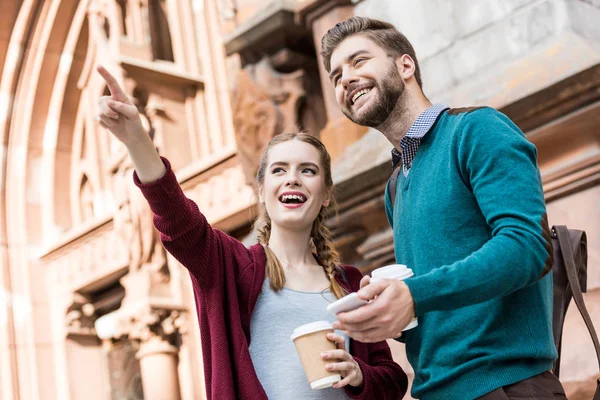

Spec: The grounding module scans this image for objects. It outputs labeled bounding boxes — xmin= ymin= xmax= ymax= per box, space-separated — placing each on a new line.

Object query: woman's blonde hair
xmin=254 ymin=132 xmax=347 ymax=299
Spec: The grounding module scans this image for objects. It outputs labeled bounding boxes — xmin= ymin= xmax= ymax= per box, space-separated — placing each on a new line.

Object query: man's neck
xmin=377 ymin=92 xmax=432 ymax=150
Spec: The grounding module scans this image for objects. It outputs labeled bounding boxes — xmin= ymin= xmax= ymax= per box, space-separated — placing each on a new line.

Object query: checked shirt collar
xmin=391 ymin=103 xmax=449 ymax=177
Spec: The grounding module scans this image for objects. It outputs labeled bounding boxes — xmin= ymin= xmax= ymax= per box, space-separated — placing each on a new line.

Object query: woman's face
xmin=259 ymin=139 xmax=330 ymax=232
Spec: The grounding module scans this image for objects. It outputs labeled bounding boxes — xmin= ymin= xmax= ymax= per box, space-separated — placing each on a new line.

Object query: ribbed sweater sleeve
xmin=405 ymin=109 xmax=554 ymax=315
xmin=133 ymin=157 xmax=254 ymax=290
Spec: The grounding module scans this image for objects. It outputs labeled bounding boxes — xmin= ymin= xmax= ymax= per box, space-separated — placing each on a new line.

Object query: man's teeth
xmin=352 ymin=88 xmax=371 ymax=104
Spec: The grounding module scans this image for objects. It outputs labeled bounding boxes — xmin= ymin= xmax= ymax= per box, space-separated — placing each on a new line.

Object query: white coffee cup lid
xmin=311 ymin=374 xmax=341 ymax=389
xmin=290 ymin=320 xmax=333 ymax=341
xmin=371 ymin=264 xmax=413 ymax=280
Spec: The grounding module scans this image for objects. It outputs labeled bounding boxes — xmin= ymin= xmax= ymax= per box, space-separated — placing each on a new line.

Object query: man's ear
xmin=395 ymin=54 xmax=416 ymax=82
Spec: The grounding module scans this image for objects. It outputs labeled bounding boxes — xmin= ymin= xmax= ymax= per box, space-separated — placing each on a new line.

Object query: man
xmin=322 ymin=17 xmax=565 ymax=400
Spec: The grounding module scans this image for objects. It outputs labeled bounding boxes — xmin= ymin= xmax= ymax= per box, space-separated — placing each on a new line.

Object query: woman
xmin=97 ymin=66 xmax=407 ymax=400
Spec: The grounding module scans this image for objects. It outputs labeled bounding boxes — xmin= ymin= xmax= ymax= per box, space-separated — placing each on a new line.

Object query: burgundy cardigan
xmin=134 ymin=158 xmax=408 ymax=400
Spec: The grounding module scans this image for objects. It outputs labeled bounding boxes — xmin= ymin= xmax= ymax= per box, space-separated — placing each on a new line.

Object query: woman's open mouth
xmin=278 ymin=192 xmax=307 ymax=209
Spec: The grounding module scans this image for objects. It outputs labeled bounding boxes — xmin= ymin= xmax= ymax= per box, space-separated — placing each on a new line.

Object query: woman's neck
xmin=267 ymin=224 xmax=331 ymax=291
xmin=267 ymin=224 xmax=319 ymax=271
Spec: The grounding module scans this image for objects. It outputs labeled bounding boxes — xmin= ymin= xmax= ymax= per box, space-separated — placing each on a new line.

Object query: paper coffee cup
xmin=370 ymin=264 xmax=418 ymax=331
xmin=291 ymin=321 xmax=341 ymax=389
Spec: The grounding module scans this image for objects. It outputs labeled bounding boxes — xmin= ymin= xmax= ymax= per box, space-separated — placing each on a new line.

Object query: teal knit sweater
xmin=384 ymin=107 xmax=557 ymax=400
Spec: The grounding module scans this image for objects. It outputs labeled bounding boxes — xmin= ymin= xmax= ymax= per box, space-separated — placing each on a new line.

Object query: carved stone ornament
xmin=128 ymin=308 xmax=187 ymax=344
xmin=232 ymin=57 xmax=307 ymax=189
xmin=96 ymin=304 xmax=187 ymax=345
xmin=65 ymin=295 xmax=98 ymax=336
xmin=112 ymin=146 xmax=170 ymax=284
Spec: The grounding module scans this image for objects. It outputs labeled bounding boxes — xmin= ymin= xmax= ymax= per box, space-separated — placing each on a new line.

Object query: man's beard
xmin=342 ymin=66 xmax=404 ymax=128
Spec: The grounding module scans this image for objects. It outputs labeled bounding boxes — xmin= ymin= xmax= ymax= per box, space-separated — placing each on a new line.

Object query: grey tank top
xmin=249 ymin=279 xmax=352 ymax=400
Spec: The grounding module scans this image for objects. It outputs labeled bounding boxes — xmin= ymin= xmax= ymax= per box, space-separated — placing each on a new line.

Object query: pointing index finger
xmin=97 ymin=65 xmax=128 ymax=102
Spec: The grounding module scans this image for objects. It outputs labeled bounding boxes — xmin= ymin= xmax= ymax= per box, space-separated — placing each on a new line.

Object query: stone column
xmin=297 ymin=0 xmax=367 ymax=160
xmin=127 ymin=307 xmax=187 ymax=400
xmin=136 ymin=336 xmax=181 ymax=400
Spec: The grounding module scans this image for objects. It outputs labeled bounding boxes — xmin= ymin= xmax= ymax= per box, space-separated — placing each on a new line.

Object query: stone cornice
xmin=119 ymin=56 xmax=204 ymax=89
xmin=295 ymin=0 xmax=354 ymax=28
xmin=39 ymin=215 xmax=113 ymax=260
xmin=223 ymin=1 xmax=311 ymax=63
xmin=502 ymin=64 xmax=600 ymax=133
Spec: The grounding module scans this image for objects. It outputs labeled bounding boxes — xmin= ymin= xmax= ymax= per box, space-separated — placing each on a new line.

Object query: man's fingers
xmin=336 ymin=301 xmax=379 ymax=325
xmin=97 ymin=65 xmax=128 ymax=102
xmin=106 ymin=100 xmax=138 ymax=119
xmin=359 ymin=275 xmax=370 ymax=290
xmin=356 ymin=280 xmax=388 ymax=301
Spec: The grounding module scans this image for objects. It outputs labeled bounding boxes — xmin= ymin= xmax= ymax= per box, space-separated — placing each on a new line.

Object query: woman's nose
xmin=284 ymin=175 xmax=301 ymax=187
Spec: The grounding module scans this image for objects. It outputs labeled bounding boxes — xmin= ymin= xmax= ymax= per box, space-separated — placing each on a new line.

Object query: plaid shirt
xmin=391 ymin=103 xmax=449 ymax=176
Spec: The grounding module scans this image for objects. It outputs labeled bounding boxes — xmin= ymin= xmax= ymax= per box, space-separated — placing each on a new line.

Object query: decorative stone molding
xmin=128 ymin=307 xmax=187 ymax=344
xmin=111 ymin=149 xmax=170 ymax=284
xmin=41 ymin=218 xmax=129 ymax=293
xmin=65 ymin=301 xmax=98 ymax=337
xmin=95 ymin=301 xmax=187 ymax=346
xmin=184 ymin=162 xmax=255 ymax=226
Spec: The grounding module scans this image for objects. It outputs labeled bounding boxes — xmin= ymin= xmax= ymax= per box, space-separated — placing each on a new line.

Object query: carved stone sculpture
xmin=232 ymin=56 xmax=308 ymax=189
xmin=65 ymin=299 xmax=97 ymax=336
xmin=112 ymin=98 xmax=169 ymax=284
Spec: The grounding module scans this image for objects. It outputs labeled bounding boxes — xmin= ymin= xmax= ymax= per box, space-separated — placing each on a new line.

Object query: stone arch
xmin=6 ymin=0 xmax=82 ymax=247
xmin=44 ymin=11 xmax=92 ymax=237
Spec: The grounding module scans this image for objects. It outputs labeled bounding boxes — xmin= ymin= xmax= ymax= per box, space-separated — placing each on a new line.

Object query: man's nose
xmin=341 ymin=71 xmax=359 ymax=89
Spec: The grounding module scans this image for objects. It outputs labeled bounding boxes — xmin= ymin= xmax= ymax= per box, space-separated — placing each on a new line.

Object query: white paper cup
xmin=291 ymin=321 xmax=341 ymax=389
xmin=370 ymin=264 xmax=418 ymax=331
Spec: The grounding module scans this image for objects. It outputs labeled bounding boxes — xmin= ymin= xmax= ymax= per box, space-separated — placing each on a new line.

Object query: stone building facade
xmin=0 ymin=0 xmax=598 ymax=399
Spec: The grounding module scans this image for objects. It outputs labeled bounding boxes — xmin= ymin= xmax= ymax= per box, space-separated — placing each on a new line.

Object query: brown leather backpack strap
xmin=555 ymin=226 xmax=600 ymax=398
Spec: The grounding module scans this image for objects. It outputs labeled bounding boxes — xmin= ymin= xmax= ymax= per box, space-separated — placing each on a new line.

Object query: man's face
xmin=329 ymin=35 xmax=404 ymax=128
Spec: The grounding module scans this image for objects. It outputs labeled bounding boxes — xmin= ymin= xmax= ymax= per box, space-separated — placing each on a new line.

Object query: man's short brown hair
xmin=321 ymin=16 xmax=423 ymax=88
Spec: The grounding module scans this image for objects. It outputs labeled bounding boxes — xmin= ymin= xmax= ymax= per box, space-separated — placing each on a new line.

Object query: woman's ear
xmin=323 ymin=191 xmax=331 ymax=208
xmin=258 ymin=186 xmax=264 ymax=203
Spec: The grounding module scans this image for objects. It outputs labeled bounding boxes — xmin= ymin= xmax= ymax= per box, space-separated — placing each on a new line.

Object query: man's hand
xmin=332 ymin=279 xmax=416 ymax=343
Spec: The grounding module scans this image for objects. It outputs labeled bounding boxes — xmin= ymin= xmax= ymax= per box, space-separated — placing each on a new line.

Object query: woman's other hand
xmin=322 ymin=332 xmax=364 ymax=389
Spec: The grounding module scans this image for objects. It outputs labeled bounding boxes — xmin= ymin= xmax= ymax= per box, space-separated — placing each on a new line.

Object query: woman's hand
xmin=96 ymin=65 xmax=165 ymax=183
xmin=322 ymin=332 xmax=364 ymax=389
xmin=97 ymin=65 xmax=145 ymax=146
